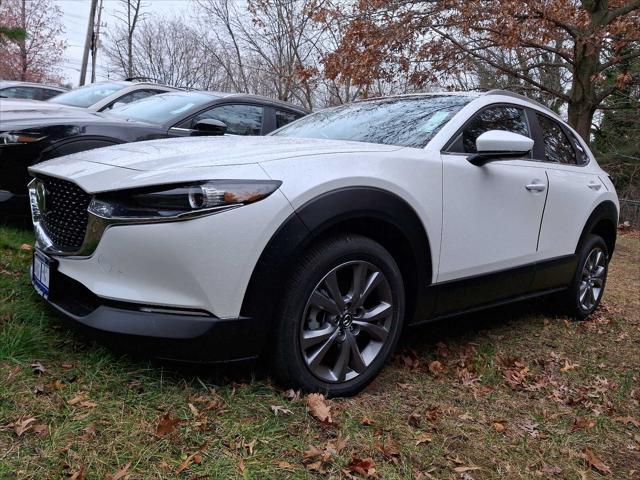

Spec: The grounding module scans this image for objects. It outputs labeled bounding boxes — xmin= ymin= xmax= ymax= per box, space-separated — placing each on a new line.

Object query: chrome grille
xmin=39 ymin=176 xmax=91 ymax=251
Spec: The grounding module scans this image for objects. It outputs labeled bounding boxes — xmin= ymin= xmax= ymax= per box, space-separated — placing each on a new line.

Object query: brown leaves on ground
xmin=176 ymin=451 xmax=203 ymax=474
xmin=155 ymin=413 xmax=181 ymax=437
xmin=345 ymin=456 xmax=377 ymax=478
xmin=306 ymin=393 xmax=333 ymax=423
xmin=19 ymin=243 xmax=32 ymax=252
xmin=105 ymin=462 xmax=130 ymax=480
xmin=582 ymin=448 xmax=612 ymax=475
xmin=303 ymin=436 xmax=347 ymax=474
xmin=270 ymin=404 xmax=293 ymax=416
xmin=13 ymin=417 xmax=36 ymax=437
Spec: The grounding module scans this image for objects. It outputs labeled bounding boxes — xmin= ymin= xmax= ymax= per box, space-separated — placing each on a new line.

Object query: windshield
xmin=109 ymin=92 xmax=215 ymax=124
xmin=273 ymin=95 xmax=471 ymax=148
xmin=48 ymin=82 xmax=125 ymax=108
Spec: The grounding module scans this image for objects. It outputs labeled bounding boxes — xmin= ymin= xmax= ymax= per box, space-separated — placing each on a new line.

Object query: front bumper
xmin=33 ymin=266 xmax=264 ymax=361
xmin=29 ymin=184 xmax=295 ymax=360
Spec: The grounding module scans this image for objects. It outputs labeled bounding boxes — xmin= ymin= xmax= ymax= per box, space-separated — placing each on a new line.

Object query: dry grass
xmin=1 ymin=225 xmax=638 ymax=479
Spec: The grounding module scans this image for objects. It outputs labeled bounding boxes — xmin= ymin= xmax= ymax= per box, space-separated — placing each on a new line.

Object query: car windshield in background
xmin=48 ymin=82 xmax=125 ymax=108
xmin=273 ymin=95 xmax=471 ymax=148
xmin=109 ymin=92 xmax=215 ymax=124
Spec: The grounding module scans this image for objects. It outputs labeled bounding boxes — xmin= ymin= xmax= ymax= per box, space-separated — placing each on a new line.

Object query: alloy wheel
xmin=299 ymin=260 xmax=394 ymax=383
xmin=578 ymin=247 xmax=606 ymax=311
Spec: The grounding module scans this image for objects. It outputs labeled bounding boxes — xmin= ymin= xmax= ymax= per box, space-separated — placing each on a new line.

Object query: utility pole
xmin=90 ymin=0 xmax=104 ymax=83
xmin=79 ymin=0 xmax=99 ymax=86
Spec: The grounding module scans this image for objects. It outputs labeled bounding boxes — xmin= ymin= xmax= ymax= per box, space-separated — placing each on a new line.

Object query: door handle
xmin=588 ymin=181 xmax=602 ymax=191
xmin=525 ymin=182 xmax=546 ymax=192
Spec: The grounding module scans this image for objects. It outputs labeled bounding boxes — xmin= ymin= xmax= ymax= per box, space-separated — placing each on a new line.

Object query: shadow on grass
xmin=43 ymin=294 xmax=561 ymax=391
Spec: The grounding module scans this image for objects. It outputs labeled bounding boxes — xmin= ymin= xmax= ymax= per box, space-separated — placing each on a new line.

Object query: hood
xmin=35 ymin=135 xmax=403 ymax=171
xmin=0 ymin=99 xmax=157 ymax=129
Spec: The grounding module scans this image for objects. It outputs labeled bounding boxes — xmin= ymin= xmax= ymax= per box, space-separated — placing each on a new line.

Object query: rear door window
xmin=276 ymin=109 xmax=304 ymax=129
xmin=186 ymin=104 xmax=263 ymax=135
xmin=104 ymin=89 xmax=163 ymax=111
xmin=536 ymin=114 xmax=578 ymax=164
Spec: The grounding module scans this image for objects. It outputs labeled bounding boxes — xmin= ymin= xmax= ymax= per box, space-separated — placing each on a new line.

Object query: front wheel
xmin=272 ymin=235 xmax=405 ymax=396
xmin=562 ymin=234 xmax=609 ymax=320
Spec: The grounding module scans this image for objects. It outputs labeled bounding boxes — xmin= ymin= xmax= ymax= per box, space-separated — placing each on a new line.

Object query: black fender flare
xmin=240 ymin=187 xmax=434 ymax=344
xmin=576 ymin=200 xmax=618 ymax=256
xmin=40 ymin=136 xmax=123 ymax=161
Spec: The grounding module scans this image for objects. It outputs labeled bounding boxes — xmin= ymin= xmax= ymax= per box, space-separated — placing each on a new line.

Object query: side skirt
xmin=411 ymin=254 xmax=578 ymax=325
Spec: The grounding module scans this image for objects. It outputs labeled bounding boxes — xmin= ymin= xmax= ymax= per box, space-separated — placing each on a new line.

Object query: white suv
xmin=28 ymin=91 xmax=618 ymax=396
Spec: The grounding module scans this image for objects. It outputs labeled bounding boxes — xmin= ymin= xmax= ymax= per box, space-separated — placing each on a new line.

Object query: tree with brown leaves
xmin=323 ymin=0 xmax=640 ymax=139
xmin=0 ymin=0 xmax=66 ymax=83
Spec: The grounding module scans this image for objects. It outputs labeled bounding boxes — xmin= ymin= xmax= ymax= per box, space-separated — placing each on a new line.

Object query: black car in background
xmin=0 ymin=81 xmax=68 ymax=101
xmin=0 ymin=91 xmax=307 ymax=213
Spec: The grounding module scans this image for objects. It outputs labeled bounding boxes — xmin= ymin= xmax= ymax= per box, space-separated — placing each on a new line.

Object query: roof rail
xmin=124 ymin=76 xmax=161 ymax=83
xmin=484 ymin=89 xmax=557 ymax=116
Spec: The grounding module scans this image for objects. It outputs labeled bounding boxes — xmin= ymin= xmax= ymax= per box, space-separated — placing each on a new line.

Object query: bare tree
xmin=112 ymin=0 xmax=145 ymax=78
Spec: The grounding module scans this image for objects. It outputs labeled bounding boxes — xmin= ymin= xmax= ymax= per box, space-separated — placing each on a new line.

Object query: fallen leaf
xmin=106 ymin=462 xmax=130 ymax=480
xmin=346 ymin=457 xmax=376 ymax=477
xmin=30 ymin=362 xmax=46 ymax=374
xmin=51 ymin=379 xmax=65 ymax=390
xmin=176 ymin=452 xmax=202 ymax=474
xmin=408 ymin=412 xmax=421 ymax=427
xmin=573 ymin=417 xmax=595 ymax=430
xmin=61 ymin=363 xmax=73 ymax=369
xmin=283 ymin=389 xmax=300 ymax=402
xmin=492 ymin=421 xmax=505 ymax=433
xmin=376 ymin=442 xmax=400 ymax=464
xmin=415 ymin=433 xmax=432 ymax=446
xmin=277 ymin=460 xmax=296 ymax=471
xmin=69 ymin=468 xmax=86 ymax=480
xmin=538 ymin=463 xmax=562 ymax=475
xmin=428 ymin=360 xmax=443 ymax=375
xmin=399 ymin=350 xmax=420 ymax=370
xmin=361 ymin=416 xmax=373 ymax=426
xmin=561 ymin=359 xmax=579 ymax=372
xmin=20 ymin=243 xmax=32 ymax=251
xmin=583 ymin=448 xmax=611 ymax=475
xmin=454 ymin=466 xmax=480 ymax=473
xmin=79 ymin=423 xmax=97 ymax=441
xmin=67 ymin=393 xmax=86 ymax=405
xmin=188 ymin=403 xmax=199 ymax=416
xmin=271 ymin=405 xmax=293 ymax=416
xmin=15 ymin=417 xmax=36 ymax=436
xmin=306 ymin=393 xmax=332 ymax=423
xmin=155 ymin=413 xmax=181 ymax=437
xmin=238 ymin=458 xmax=245 ymax=474
xmin=615 ymin=416 xmax=640 ymax=428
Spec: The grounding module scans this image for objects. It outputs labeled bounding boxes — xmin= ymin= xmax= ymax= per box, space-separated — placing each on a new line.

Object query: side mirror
xmin=194 ymin=119 xmax=227 ymax=136
xmin=468 ymin=130 xmax=534 ymax=166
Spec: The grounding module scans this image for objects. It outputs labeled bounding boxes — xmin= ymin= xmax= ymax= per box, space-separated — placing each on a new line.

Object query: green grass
xmin=1 ymin=224 xmax=639 ymax=479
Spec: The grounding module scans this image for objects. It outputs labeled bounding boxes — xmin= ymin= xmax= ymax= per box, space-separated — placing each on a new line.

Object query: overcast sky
xmin=58 ymin=0 xmax=195 ymax=86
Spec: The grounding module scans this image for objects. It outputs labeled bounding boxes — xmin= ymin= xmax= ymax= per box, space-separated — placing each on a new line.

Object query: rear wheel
xmin=272 ymin=235 xmax=405 ymax=396
xmin=562 ymin=234 xmax=609 ymax=320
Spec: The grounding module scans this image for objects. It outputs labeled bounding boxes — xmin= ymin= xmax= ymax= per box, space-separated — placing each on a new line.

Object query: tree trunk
xmin=568 ymin=35 xmax=599 ymax=140
xmin=19 ymin=0 xmax=27 ymax=80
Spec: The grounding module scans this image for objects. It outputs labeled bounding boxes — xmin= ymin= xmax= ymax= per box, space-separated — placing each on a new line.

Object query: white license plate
xmin=32 ymin=251 xmax=52 ymax=298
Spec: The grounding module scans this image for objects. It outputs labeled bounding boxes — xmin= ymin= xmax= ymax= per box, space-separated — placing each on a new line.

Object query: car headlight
xmin=88 ymin=180 xmax=282 ymax=220
xmin=0 ymin=131 xmax=47 ymax=145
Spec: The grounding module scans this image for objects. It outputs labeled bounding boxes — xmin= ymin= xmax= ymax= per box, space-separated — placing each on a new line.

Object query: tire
xmin=561 ymin=234 xmax=609 ymax=320
xmin=272 ymin=235 xmax=405 ymax=396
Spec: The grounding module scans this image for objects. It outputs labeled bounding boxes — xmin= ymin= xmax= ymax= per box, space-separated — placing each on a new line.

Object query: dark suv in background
xmin=0 ymin=90 xmax=307 ymax=214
